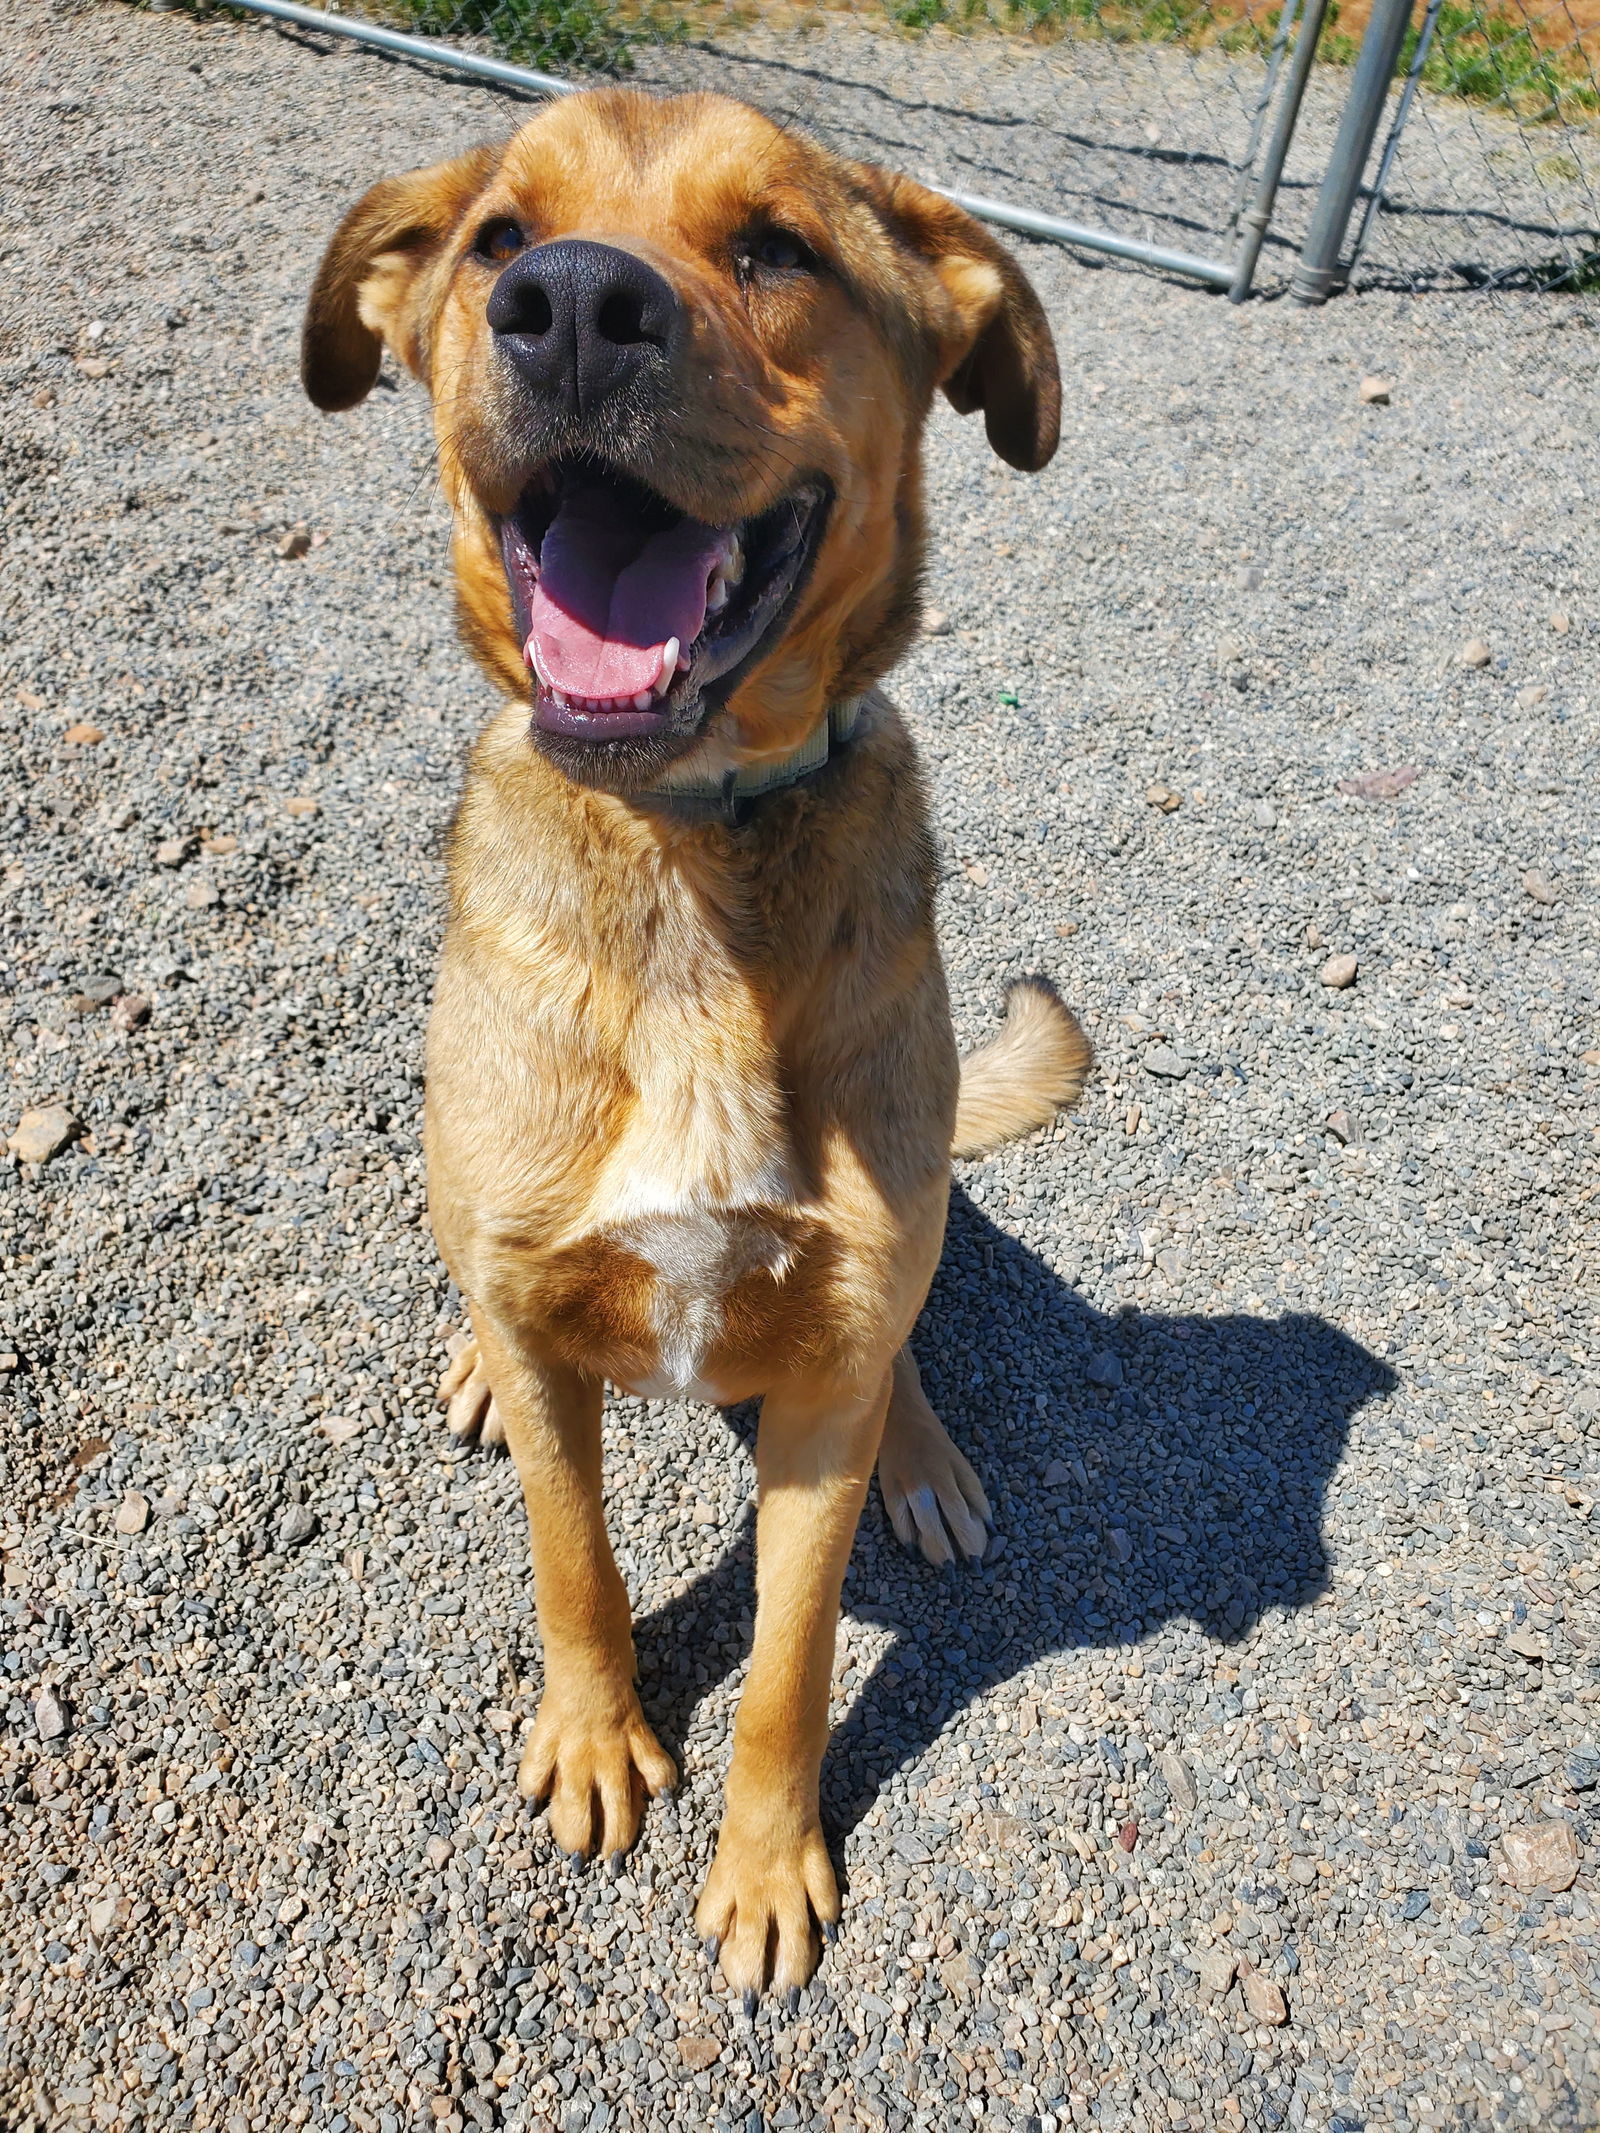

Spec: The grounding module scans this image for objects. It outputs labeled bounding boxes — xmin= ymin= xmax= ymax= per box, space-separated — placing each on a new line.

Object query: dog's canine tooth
xmin=658 ymin=637 xmax=680 ymax=689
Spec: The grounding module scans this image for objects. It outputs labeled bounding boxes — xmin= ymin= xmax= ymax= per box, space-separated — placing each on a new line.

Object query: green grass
xmin=1404 ymin=2 xmax=1599 ymax=122
xmin=388 ymin=0 xmax=638 ymax=70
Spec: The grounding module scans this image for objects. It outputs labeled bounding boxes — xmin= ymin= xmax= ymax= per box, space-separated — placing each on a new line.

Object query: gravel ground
xmin=3 ymin=4 xmax=1599 ymax=2130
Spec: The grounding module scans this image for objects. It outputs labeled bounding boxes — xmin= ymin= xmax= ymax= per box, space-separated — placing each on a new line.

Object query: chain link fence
xmin=167 ymin=0 xmax=1600 ymax=294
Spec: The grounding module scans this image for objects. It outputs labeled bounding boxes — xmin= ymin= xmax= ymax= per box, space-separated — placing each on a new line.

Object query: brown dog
xmin=303 ymin=87 xmax=1090 ymax=2001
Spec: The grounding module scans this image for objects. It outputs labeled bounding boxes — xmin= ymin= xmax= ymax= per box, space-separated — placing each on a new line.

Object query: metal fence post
xmin=1227 ymin=0 xmax=1333 ymax=302
xmin=1289 ymin=0 xmax=1415 ymax=304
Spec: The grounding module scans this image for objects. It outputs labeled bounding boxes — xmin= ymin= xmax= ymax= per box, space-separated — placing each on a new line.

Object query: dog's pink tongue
xmin=526 ymin=485 xmax=725 ymax=701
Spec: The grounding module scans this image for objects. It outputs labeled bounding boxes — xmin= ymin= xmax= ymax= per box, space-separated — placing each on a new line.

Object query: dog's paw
xmin=435 ymin=1338 xmax=505 ymax=1448
xmin=695 ymin=1813 xmax=839 ymax=2002
xmin=518 ymin=1691 xmax=677 ymax=1861
xmin=877 ymin=1409 xmax=992 ymax=1568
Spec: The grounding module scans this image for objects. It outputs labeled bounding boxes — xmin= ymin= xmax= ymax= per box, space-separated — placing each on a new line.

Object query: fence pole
xmin=1289 ymin=0 xmax=1414 ymax=304
xmin=1343 ymin=0 xmax=1442 ymax=278
xmin=1227 ymin=0 xmax=1333 ymax=301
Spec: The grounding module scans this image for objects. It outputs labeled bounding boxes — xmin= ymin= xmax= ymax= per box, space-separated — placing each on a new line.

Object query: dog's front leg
xmin=473 ymin=1319 xmax=677 ymax=1862
xmin=695 ymin=1363 xmax=892 ymax=2002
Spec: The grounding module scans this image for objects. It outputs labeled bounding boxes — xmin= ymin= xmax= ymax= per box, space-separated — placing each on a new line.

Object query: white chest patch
xmin=609 ymin=1206 xmax=794 ymax=1401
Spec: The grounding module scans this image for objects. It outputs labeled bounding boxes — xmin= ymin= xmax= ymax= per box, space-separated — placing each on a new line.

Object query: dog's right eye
xmin=474 ymin=218 xmax=527 ymax=264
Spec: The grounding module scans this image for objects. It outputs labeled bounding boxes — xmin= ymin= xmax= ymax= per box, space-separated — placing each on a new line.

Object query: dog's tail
xmin=951 ymin=978 xmax=1093 ymax=1160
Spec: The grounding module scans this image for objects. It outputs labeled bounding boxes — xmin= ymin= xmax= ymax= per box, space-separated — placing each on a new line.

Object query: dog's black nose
xmin=487 ymin=240 xmax=680 ymax=419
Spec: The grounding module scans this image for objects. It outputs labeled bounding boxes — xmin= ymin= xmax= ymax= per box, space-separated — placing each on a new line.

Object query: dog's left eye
xmin=740 ymin=230 xmax=814 ymax=278
xmin=474 ymin=218 xmax=527 ymax=264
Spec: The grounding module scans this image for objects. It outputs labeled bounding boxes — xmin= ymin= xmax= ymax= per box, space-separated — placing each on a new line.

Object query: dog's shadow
xmin=631 ymin=1184 xmax=1396 ymax=1838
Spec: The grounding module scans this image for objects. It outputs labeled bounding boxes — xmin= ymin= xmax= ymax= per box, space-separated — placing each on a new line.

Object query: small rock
xmin=1251 ymin=799 xmax=1277 ymax=829
xmin=1043 ymin=1461 xmax=1075 ymax=1486
xmin=277 ymin=1893 xmax=305 ymax=1925
xmin=425 ymin=1836 xmax=454 ymax=1870
xmin=154 ymin=836 xmax=191 ymax=868
xmin=1460 ymin=638 xmax=1493 ymax=669
xmin=115 ymin=1492 xmax=151 ymax=1536
xmin=63 ymin=721 xmax=104 ymax=745
xmin=1325 ymin=1108 xmax=1355 ymax=1145
xmin=1145 ymin=782 xmax=1183 ymax=813
xmin=110 ymin=994 xmax=152 ymax=1032
xmin=1358 ymin=374 xmax=1391 ymax=405
xmin=1305 ymin=922 xmax=1324 ymax=949
xmin=319 ymin=1414 xmax=363 ymax=1449
xmin=185 ymin=878 xmax=220 ymax=910
xmin=922 ymin=609 xmax=951 ymax=636
xmin=1239 ymin=1964 xmax=1288 ymax=2025
xmin=277 ymin=1505 xmax=318 ymax=1548
xmin=1117 ymin=1819 xmax=1138 ymax=1852
xmin=87 ymin=1893 xmax=121 ymax=1940
xmin=1142 ymin=1043 xmax=1190 ymax=1079
xmin=1523 ymin=869 xmax=1557 ymax=906
xmin=204 ymin=832 xmax=239 ymax=855
xmin=1550 ymin=610 xmax=1570 ymax=634
xmin=1288 ymin=1857 xmax=1318 ymax=1887
xmin=1157 ymin=1749 xmax=1198 ymax=1813
xmin=1338 ymin=765 xmax=1417 ymax=801
xmin=1518 ymin=684 xmax=1550 ymax=709
xmin=8 ymin=1105 xmax=80 ymax=1164
xmin=1195 ymin=1949 xmax=1237 ymax=1997
xmin=35 ymin=1688 xmax=67 ymax=1742
xmin=74 ymin=974 xmax=120 ymax=1007
xmin=677 ymin=2037 xmax=721 ymax=2071
xmin=277 ymin=525 xmax=312 ymax=560
xmin=1234 ymin=565 xmax=1264 ymax=591
xmin=1319 ymin=955 xmax=1358 ymax=990
xmin=1054 ymin=920 xmax=1079 ymax=938
xmin=1582 ymin=1050 xmax=1600 ymax=1069
xmin=1106 ymin=1528 xmax=1132 ymax=1565
xmin=0 ymin=1354 xmax=17 ymax=1375
xmin=1506 ymin=1627 xmax=1547 ymax=1662
xmin=1500 ymin=1820 xmax=1580 ymax=1892
xmin=284 ymin=796 xmax=319 ymax=819
xmin=1086 ymin=1351 xmax=1124 ymax=1390
xmin=75 ymin=356 xmax=111 ymax=379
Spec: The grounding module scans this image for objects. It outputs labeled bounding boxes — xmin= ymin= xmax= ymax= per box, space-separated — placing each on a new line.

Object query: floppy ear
xmin=302 ymin=143 xmax=502 ymax=413
xmin=854 ymin=167 xmax=1060 ymax=472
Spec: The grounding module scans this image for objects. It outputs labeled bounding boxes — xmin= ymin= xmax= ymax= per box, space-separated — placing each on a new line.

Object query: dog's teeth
xmin=633 ymin=691 xmax=653 ymax=712
xmin=706 ymin=580 xmax=729 ymax=615
xmin=525 ymin=635 xmax=548 ymax=685
xmin=725 ymin=532 xmax=744 ymax=583
xmin=676 ymin=649 xmax=692 ymax=673
xmin=657 ymin=638 xmax=680 ymax=690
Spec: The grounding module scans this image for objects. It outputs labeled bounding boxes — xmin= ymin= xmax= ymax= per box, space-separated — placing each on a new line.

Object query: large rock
xmin=1500 ymin=1821 xmax=1580 ymax=1893
xmin=7 ymin=1105 xmax=80 ymax=1164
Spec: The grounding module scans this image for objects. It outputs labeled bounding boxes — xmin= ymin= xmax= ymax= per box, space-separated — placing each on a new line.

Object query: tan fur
xmin=303 ymin=88 xmax=1085 ymax=1999
xmin=951 ymin=977 xmax=1094 ymax=1159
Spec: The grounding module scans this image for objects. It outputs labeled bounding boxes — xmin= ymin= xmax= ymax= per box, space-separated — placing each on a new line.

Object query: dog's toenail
xmin=702 ymin=1935 xmax=720 ymax=1965
xmin=821 ymin=1920 xmax=838 ymax=1945
xmin=784 ymin=1986 xmax=800 ymax=2016
xmin=741 ymin=1988 xmax=758 ymax=2020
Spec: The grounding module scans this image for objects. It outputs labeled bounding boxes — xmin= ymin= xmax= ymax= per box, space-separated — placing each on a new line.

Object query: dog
xmin=302 ymin=87 xmax=1090 ymax=2001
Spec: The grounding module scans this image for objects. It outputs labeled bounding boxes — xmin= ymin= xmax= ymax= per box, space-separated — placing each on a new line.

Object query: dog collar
xmin=635 ymin=697 xmax=865 ymax=828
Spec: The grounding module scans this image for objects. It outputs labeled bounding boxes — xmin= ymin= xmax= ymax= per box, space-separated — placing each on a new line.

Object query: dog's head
xmin=303 ymin=90 xmax=1058 ymax=794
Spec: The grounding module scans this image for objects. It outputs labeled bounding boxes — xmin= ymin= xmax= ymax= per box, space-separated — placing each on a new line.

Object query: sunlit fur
xmin=302 ymin=88 xmax=1085 ymax=2002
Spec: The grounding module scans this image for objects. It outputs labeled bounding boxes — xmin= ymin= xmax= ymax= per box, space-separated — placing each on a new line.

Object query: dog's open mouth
xmin=499 ymin=462 xmax=828 ymax=746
